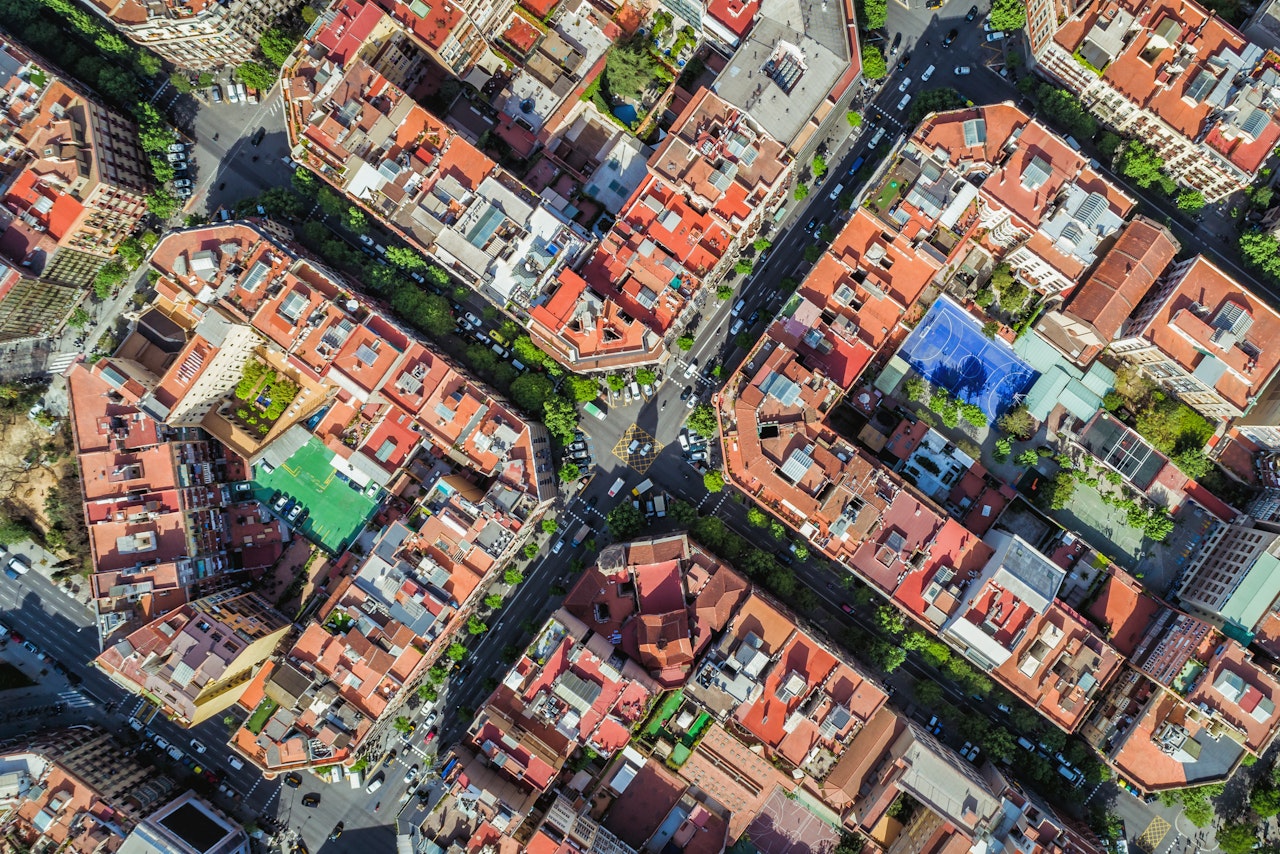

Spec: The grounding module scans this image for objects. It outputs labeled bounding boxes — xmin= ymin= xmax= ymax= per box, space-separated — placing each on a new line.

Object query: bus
xmin=583 ymin=402 xmax=607 ymax=421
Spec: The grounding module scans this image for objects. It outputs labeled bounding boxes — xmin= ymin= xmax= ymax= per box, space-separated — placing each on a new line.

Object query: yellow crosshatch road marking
xmin=612 ymin=424 xmax=662 ymax=475
xmin=1134 ymin=816 xmax=1170 ymax=853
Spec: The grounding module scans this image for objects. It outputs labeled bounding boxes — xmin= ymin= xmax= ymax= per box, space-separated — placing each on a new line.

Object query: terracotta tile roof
xmin=1064 ymin=217 xmax=1179 ymax=341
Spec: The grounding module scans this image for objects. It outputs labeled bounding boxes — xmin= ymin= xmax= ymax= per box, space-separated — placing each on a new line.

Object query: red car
xmin=423 ymin=727 xmax=437 ymax=744
xmin=840 ymin=603 xmax=853 ymax=615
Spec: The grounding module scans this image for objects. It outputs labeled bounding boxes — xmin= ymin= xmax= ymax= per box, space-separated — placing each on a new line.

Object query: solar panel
xmin=1213 ymin=301 xmax=1254 ymax=336
xmin=780 ymin=447 xmax=814 ymax=482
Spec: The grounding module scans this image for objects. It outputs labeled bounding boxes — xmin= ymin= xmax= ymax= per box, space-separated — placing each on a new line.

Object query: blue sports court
xmin=898 ymin=296 xmax=1040 ymax=422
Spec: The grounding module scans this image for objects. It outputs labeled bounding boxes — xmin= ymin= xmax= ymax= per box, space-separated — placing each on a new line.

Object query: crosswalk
xmin=698 ymin=491 xmax=732 ymax=514
xmin=58 ymin=690 xmax=94 ymax=710
xmin=47 ymin=353 xmax=80 ymax=376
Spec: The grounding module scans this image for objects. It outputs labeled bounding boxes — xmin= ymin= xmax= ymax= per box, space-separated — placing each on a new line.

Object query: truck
xmin=631 ymin=478 xmax=653 ymax=497
xmin=583 ymin=402 xmax=607 ymax=421
xmin=653 ymin=494 xmax=667 ymax=517
xmin=570 ymin=524 xmax=590 ymax=548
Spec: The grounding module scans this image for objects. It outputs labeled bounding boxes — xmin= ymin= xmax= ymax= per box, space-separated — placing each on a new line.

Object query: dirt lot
xmin=0 ymin=408 xmax=78 ymax=558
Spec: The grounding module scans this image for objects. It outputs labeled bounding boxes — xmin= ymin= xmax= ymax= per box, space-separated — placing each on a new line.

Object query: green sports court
xmin=252 ymin=437 xmax=378 ymax=553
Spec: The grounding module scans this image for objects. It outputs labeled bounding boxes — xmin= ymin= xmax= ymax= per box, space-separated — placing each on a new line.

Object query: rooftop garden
xmin=232 ymin=359 xmax=299 ymax=437
xmin=245 ymin=697 xmax=279 ymax=734
xmin=583 ymin=31 xmax=675 ymax=135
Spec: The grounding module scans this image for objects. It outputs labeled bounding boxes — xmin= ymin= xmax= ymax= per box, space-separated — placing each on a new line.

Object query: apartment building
xmin=562 ymin=533 xmax=750 ymax=687
xmin=83 ymin=0 xmax=299 ymax=71
xmin=94 ymin=590 xmax=291 ymax=726
xmin=1034 ymin=216 xmax=1179 ymax=366
xmin=468 ymin=609 xmax=660 ymax=792
xmin=21 ymin=726 xmax=179 ymax=830
xmin=902 ymin=104 xmax=1133 ymax=298
xmin=117 ymin=791 xmax=249 ymax=854
xmin=0 ymin=39 xmax=149 ymax=274
xmin=1112 ymin=255 xmax=1280 ymax=426
xmin=1175 ymin=520 xmax=1280 ymax=635
xmin=1026 ymin=0 xmax=1280 ymax=201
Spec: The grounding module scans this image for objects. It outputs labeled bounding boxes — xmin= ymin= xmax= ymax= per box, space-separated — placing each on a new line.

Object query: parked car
xmin=287 ymin=504 xmax=303 ymax=522
xmin=210 ymin=86 xmax=222 ymax=103
xmin=966 ymin=4 xmax=979 ymax=19
xmin=985 ymin=30 xmax=1006 ymax=41
xmin=954 ymin=66 xmax=972 ymax=75
xmin=942 ymin=28 xmax=958 ymax=47
xmin=168 ymin=143 xmax=186 ymax=153
xmin=189 ymin=739 xmax=207 ymax=754
xmin=358 ymin=234 xmax=375 ymax=247
xmin=729 ymin=319 xmax=744 ymax=336
xmin=365 ymin=775 xmax=384 ymax=794
xmin=463 ymin=312 xmax=482 ymax=329
xmin=7 ymin=556 xmax=28 ymax=575
xmin=173 ymin=179 xmax=191 ymax=189
xmin=285 ymin=772 xmax=302 ymax=788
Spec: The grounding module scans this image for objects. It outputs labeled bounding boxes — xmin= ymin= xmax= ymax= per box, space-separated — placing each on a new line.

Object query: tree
xmin=197 ymin=72 xmax=215 ymax=88
xmin=677 ymin=335 xmax=694 ymax=351
xmin=703 ymin=470 xmax=725 ymax=492
xmin=914 ymin=679 xmax=945 ymax=709
xmin=345 ymin=206 xmax=367 ymax=233
xmin=803 ymin=244 xmax=824 ymax=263
xmin=605 ymin=375 xmax=627 ymax=393
xmin=752 ymin=238 xmax=773 ymax=253
xmin=812 ymin=155 xmax=828 ymax=179
xmin=670 ymin=499 xmax=698 ymax=525
xmin=1216 ymin=823 xmax=1257 ymax=854
xmin=387 ymin=246 xmax=426 ymax=270
xmin=258 ymin=26 xmax=299 ymax=67
xmin=445 ymin=642 xmax=468 ymax=661
xmin=903 ymin=376 xmax=929 ymax=402
xmin=467 ymin=615 xmax=488 ymax=635
xmin=687 ymin=403 xmax=718 ymax=436
xmin=542 ymin=397 xmax=579 ymax=444
xmin=716 ymin=285 xmax=734 ymax=300
xmin=563 ymin=375 xmax=600 ymax=403
xmin=512 ymin=335 xmax=551 ymax=370
xmin=1252 ymin=785 xmax=1280 ymax=819
xmin=259 ymin=187 xmax=304 ymax=220
xmin=1240 ymin=231 xmax=1280 ymax=283
xmin=558 ymin=463 xmax=581 ymax=483
xmin=973 ymin=287 xmax=995 ymax=308
xmin=996 ymin=405 xmax=1036 ymax=440
xmin=769 ymin=520 xmax=787 ymax=540
xmin=392 ymin=715 xmax=414 ymax=733
xmin=607 ymin=502 xmax=646 ymax=539
xmin=66 ymin=307 xmax=91 ymax=328
xmin=417 ymin=684 xmax=438 ymax=702
xmin=1172 ymin=448 xmax=1211 ymax=479
xmin=846 ymin=111 xmax=862 ymax=128
xmin=147 ymin=188 xmax=180 ymax=219
xmin=734 ymin=258 xmax=754 ymax=275
xmin=988 ymin=0 xmax=1026 ymax=30
xmin=908 ymin=88 xmax=966 ymax=124
xmin=235 ymin=61 xmax=276 ymax=91
xmin=540 ymin=519 xmax=559 ymax=535
xmin=635 ymin=368 xmax=657 ymax=386
xmin=983 ymin=726 xmax=1017 ymax=761
xmin=793 ymin=543 xmax=808 ymax=560
xmin=510 ymin=374 xmax=555 ymax=413
xmin=1035 ymin=85 xmax=1096 ymax=140
xmin=1250 ymin=185 xmax=1274 ymax=209
xmin=1041 ymin=471 xmax=1077 ymax=510
xmin=390 ymin=289 xmax=453 ymax=337
xmin=503 ymin=568 xmax=524 ymax=585
xmin=875 ymin=604 xmax=906 ymax=635
xmin=94 ymin=260 xmax=127 ymax=298
xmin=747 ymin=507 xmax=768 ymax=527
xmin=859 ymin=0 xmax=887 ymax=28
xmin=1176 ymin=189 xmax=1206 ymax=212
xmin=1117 ymin=141 xmax=1172 ymax=192
xmin=959 ymin=402 xmax=986 ymax=428
xmin=793 ymin=183 xmax=810 ymax=201
xmin=862 ymin=45 xmax=887 ymax=80
xmin=1015 ymin=449 xmax=1039 ymax=467
xmin=871 ymin=641 xmax=907 ymax=673
xmin=998 ymin=279 xmax=1029 ymax=312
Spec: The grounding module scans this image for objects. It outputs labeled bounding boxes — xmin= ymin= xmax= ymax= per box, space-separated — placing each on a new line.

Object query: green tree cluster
xmin=687 ymin=403 xmax=718 ymax=436
xmin=235 ymin=62 xmax=277 ymax=91
xmin=862 ymin=45 xmax=887 ymax=80
xmin=703 ymin=470 xmax=725 ymax=492
xmin=607 ymin=502 xmax=647 ymax=539
xmin=908 ymin=88 xmax=966 ymax=125
xmin=258 ymin=26 xmax=300 ymax=67
xmin=859 ymin=0 xmax=887 ymax=29
xmin=988 ymin=0 xmax=1026 ymax=30
xmin=1117 ymin=141 xmax=1176 ymax=194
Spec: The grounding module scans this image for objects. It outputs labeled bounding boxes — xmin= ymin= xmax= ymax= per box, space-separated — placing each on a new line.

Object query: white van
xmin=869 ymin=128 xmax=886 ymax=148
xmin=228 ymin=756 xmax=245 ymax=771
xmin=828 ymin=182 xmax=844 ymax=201
xmin=731 ymin=299 xmax=746 ymax=317
xmin=921 ymin=64 xmax=936 ymax=82
xmin=897 ymin=93 xmax=912 ymax=112
xmin=608 ymin=477 xmax=626 ymax=497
